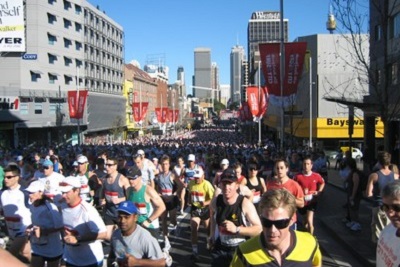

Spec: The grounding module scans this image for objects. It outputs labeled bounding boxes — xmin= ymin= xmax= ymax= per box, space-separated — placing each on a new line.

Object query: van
xmin=340 ymin=147 xmax=363 ymax=159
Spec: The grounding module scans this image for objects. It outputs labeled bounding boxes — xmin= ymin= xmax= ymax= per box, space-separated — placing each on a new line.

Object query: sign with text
xmin=0 ymin=0 xmax=25 ymax=52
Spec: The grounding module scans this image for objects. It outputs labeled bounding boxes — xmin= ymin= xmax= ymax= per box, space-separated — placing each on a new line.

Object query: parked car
xmin=340 ymin=147 xmax=363 ymax=159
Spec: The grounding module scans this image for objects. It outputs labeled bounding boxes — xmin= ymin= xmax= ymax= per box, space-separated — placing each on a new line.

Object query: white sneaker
xmin=350 ymin=222 xmax=362 ymax=231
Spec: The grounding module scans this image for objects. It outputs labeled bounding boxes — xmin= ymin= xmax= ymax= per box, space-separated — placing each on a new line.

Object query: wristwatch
xmin=146 ymin=218 xmax=152 ymax=224
xmin=236 ymin=226 xmax=240 ymax=234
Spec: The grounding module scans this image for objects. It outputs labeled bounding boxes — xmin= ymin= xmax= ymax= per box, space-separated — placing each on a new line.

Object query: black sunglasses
xmin=5 ymin=175 xmax=17 ymax=179
xmin=43 ymin=166 xmax=51 ymax=170
xmin=261 ymin=217 xmax=291 ymax=229
xmin=249 ymin=168 xmax=258 ymax=171
xmin=105 ymin=163 xmax=116 ymax=167
xmin=381 ymin=203 xmax=400 ymax=213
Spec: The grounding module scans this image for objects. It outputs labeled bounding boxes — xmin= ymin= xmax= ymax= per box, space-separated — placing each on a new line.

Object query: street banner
xmin=173 ymin=109 xmax=179 ymax=123
xmin=259 ymin=42 xmax=307 ymax=107
xmin=246 ymin=86 xmax=260 ymax=117
xmin=140 ymin=102 xmax=148 ymax=121
xmin=162 ymin=107 xmax=169 ymax=123
xmin=258 ymin=86 xmax=269 ymax=117
xmin=68 ymin=90 xmax=88 ymax=119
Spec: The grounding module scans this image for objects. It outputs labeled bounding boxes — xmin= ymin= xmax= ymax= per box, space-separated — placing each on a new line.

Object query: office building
xmin=230 ymin=45 xmax=246 ymax=103
xmin=0 ymin=0 xmax=125 ymax=147
xmin=193 ymin=47 xmax=212 ymax=99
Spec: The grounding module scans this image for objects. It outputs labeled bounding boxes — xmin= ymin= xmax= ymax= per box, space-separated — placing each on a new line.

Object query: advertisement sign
xmin=68 ymin=90 xmax=88 ymax=119
xmin=259 ymin=42 xmax=307 ymax=107
xmin=0 ymin=0 xmax=26 ymax=52
xmin=0 ymin=96 xmax=19 ymax=111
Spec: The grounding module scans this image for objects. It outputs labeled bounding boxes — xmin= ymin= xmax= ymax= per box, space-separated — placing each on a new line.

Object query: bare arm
xmin=366 ymin=173 xmax=377 ymax=197
xmin=239 ymin=198 xmax=262 ymax=237
xmin=144 ymin=186 xmax=166 ymax=226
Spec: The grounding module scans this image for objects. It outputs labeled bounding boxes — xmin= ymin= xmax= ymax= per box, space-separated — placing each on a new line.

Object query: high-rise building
xmin=0 ymin=0 xmax=125 ymax=147
xmin=247 ymin=11 xmax=288 ymax=75
xmin=211 ymin=62 xmax=219 ymax=101
xmin=177 ymin=66 xmax=186 ymax=97
xmin=193 ymin=47 xmax=212 ymax=99
xmin=230 ymin=45 xmax=246 ymax=103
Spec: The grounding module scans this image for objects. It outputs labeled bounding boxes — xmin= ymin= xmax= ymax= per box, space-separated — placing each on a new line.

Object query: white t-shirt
xmin=39 ymin=171 xmax=65 ymax=198
xmin=0 ymin=185 xmax=32 ymax=238
xmin=377 ymin=223 xmax=400 ymax=267
xmin=61 ymin=199 xmax=106 ymax=266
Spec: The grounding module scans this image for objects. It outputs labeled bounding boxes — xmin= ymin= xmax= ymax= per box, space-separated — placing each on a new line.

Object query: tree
xmin=331 ymin=0 xmax=400 ymax=157
xmin=213 ymin=99 xmax=226 ymax=114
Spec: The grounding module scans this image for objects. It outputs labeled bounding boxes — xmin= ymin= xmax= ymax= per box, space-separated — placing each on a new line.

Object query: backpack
xmin=356 ymin=170 xmax=369 ymax=192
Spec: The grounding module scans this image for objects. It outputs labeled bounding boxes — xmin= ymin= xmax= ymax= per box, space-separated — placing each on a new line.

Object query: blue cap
xmin=117 ymin=201 xmax=139 ymax=215
xmin=43 ymin=159 xmax=54 ymax=167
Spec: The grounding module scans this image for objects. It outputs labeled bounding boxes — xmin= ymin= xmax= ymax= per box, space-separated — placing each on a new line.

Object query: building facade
xmin=0 ymin=0 xmax=125 ymax=147
xmin=230 ymin=45 xmax=246 ymax=103
xmin=193 ymin=47 xmax=212 ymax=99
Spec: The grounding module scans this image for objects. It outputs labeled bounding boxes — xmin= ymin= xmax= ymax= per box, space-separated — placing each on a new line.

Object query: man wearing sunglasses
xmin=376 ymin=180 xmax=400 ymax=266
xmin=209 ymin=168 xmax=262 ymax=267
xmin=38 ymin=159 xmax=65 ymax=206
xmin=230 ymin=189 xmax=322 ymax=267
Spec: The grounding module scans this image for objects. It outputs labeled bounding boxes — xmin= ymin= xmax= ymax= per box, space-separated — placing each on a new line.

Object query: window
xmin=48 ymin=33 xmax=57 ymax=45
xmin=48 ymin=53 xmax=57 ymax=64
xmin=48 ymin=0 xmax=56 ymax=5
xmin=375 ymin=24 xmax=382 ymax=41
xmin=75 ymin=4 xmax=82 ymax=15
xmin=49 ymin=73 xmax=58 ymax=84
xmin=47 ymin=13 xmax=57 ymax=24
xmin=63 ymin=18 xmax=72 ymax=29
xmin=390 ymin=12 xmax=400 ymax=39
xmin=64 ymin=56 xmax=72 ymax=66
xmin=49 ymin=104 xmax=57 ymax=115
xmin=75 ymin=41 xmax=82 ymax=51
xmin=34 ymin=103 xmax=43 ymax=114
xmin=75 ymin=22 xmax=82 ymax=32
xmin=64 ymin=38 xmax=72 ymax=48
xmin=75 ymin=59 xmax=82 ymax=68
xmin=64 ymin=75 xmax=73 ymax=85
xmin=30 ymin=71 xmax=41 ymax=82
xmin=63 ymin=0 xmax=71 ymax=10
xmin=391 ymin=63 xmax=398 ymax=85
xmin=20 ymin=103 xmax=29 ymax=115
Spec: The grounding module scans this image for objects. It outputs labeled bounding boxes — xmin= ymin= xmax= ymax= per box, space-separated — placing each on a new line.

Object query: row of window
xmin=84 ymin=10 xmax=123 ymax=42
xmin=48 ymin=0 xmax=82 ymax=15
xmin=19 ymin=102 xmax=64 ymax=116
xmin=375 ymin=63 xmax=398 ymax=85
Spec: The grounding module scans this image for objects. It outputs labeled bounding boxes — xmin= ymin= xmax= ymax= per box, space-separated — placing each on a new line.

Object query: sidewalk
xmin=319 ymin=168 xmax=376 ymax=267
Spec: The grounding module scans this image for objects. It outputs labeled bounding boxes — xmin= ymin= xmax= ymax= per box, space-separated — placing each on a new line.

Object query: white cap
xmin=193 ymin=168 xmax=204 ymax=178
xmin=77 ymin=155 xmax=88 ymax=164
xmin=137 ymin=149 xmax=145 ymax=156
xmin=72 ymin=161 xmax=78 ymax=167
xmin=16 ymin=155 xmax=23 ymax=161
xmin=221 ymin=159 xmax=229 ymax=165
xmin=25 ymin=181 xmax=45 ymax=193
xmin=188 ymin=154 xmax=195 ymax=162
xmin=59 ymin=176 xmax=81 ymax=193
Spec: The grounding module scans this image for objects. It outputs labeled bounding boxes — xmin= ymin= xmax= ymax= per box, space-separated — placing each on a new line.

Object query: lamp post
xmin=279 ymin=0 xmax=285 ymax=151
xmin=257 ymin=60 xmax=262 ymax=147
xmin=76 ymin=66 xmax=81 ymax=146
xmin=309 ymin=54 xmax=313 ymax=149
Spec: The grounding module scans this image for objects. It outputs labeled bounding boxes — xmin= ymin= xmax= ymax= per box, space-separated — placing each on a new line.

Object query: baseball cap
xmin=25 ymin=181 xmax=45 ymax=193
xmin=220 ymin=168 xmax=238 ymax=183
xmin=221 ymin=159 xmax=229 ymax=165
xmin=59 ymin=176 xmax=82 ymax=192
xmin=77 ymin=155 xmax=88 ymax=164
xmin=117 ymin=201 xmax=139 ymax=215
xmin=43 ymin=159 xmax=54 ymax=167
xmin=126 ymin=166 xmax=142 ymax=180
xmin=137 ymin=149 xmax=145 ymax=156
xmin=16 ymin=155 xmax=23 ymax=161
xmin=72 ymin=161 xmax=78 ymax=167
xmin=193 ymin=168 xmax=204 ymax=178
xmin=188 ymin=154 xmax=195 ymax=162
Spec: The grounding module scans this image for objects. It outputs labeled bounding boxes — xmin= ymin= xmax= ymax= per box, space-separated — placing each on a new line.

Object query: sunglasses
xmin=43 ymin=166 xmax=51 ymax=170
xmin=105 ymin=163 xmax=116 ymax=167
xmin=381 ymin=203 xmax=400 ymax=213
xmin=261 ymin=217 xmax=291 ymax=229
xmin=5 ymin=175 xmax=17 ymax=179
xmin=249 ymin=168 xmax=258 ymax=171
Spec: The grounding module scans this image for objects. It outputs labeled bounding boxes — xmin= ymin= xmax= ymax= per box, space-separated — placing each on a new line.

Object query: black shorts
xmin=32 ymin=253 xmax=62 ymax=262
xmin=103 ymin=213 xmax=118 ymax=226
xmin=162 ymin=195 xmax=180 ymax=211
xmin=190 ymin=206 xmax=210 ymax=220
xmin=298 ymin=201 xmax=318 ymax=215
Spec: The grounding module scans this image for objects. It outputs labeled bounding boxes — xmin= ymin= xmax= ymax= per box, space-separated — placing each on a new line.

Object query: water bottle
xmin=114 ymin=239 xmax=127 ymax=267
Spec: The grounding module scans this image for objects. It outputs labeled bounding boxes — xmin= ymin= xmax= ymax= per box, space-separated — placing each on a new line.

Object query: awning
xmin=49 ymin=72 xmax=59 ymax=76
xmin=48 ymin=52 xmax=59 ymax=57
xmin=64 ymin=74 xmax=73 ymax=78
xmin=30 ymin=70 xmax=43 ymax=74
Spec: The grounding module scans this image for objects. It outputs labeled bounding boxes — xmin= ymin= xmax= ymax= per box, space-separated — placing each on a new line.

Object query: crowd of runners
xmin=0 ymin=128 xmax=399 ymax=266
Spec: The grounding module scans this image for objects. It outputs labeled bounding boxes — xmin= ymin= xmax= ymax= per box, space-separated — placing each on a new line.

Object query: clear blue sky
xmin=88 ymin=0 xmax=333 ymax=92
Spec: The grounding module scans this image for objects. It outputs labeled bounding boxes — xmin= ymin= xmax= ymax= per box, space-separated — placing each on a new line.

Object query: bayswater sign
xmin=0 ymin=0 xmax=25 ymax=52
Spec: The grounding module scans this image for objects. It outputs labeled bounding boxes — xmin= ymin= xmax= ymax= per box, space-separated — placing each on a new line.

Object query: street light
xmin=279 ymin=0 xmax=285 ymax=151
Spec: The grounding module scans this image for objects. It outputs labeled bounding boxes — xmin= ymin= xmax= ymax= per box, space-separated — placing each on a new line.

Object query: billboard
xmin=0 ymin=0 xmax=25 ymax=52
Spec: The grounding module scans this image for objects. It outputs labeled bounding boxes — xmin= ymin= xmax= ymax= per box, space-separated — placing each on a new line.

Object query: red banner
xmin=68 ymin=90 xmax=88 ymax=119
xmin=168 ymin=109 xmax=173 ymax=123
xmin=259 ymin=42 xmax=307 ymax=106
xmin=155 ymin=108 xmax=161 ymax=123
xmin=162 ymin=107 xmax=169 ymax=123
xmin=258 ymin=86 xmax=269 ymax=117
xmin=132 ymin=102 xmax=148 ymax=122
xmin=173 ymin=109 xmax=179 ymax=123
xmin=246 ymin=86 xmax=259 ymax=117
